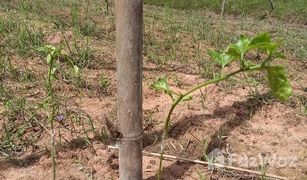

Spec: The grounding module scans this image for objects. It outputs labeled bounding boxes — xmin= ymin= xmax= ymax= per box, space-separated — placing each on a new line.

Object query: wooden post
xmin=115 ymin=0 xmax=143 ymax=180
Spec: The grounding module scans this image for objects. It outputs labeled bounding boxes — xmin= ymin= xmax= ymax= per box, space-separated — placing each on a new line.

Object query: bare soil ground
xmin=0 ymin=1 xmax=306 ymax=180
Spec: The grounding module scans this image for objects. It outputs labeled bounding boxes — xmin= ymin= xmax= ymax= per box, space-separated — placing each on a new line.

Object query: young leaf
xmin=220 ymin=54 xmax=233 ymax=67
xmin=208 ymin=50 xmax=233 ymax=67
xmin=266 ymin=66 xmax=292 ymax=101
xmin=51 ymin=66 xmax=58 ymax=75
xmin=265 ymin=43 xmax=279 ymax=55
xmin=47 ymin=53 xmax=52 ymax=64
xmin=36 ymin=46 xmax=49 ymax=53
xmin=45 ymin=45 xmax=56 ymax=50
xmin=151 ymin=77 xmax=172 ymax=95
xmin=225 ymin=45 xmax=241 ymax=59
xmin=73 ymin=65 xmax=80 ymax=75
xmin=235 ymin=35 xmax=250 ymax=59
xmin=248 ymin=33 xmax=281 ymax=56
xmin=208 ymin=50 xmax=222 ymax=65
xmin=39 ymin=98 xmax=50 ymax=110
xmin=37 ymin=45 xmax=56 ymax=53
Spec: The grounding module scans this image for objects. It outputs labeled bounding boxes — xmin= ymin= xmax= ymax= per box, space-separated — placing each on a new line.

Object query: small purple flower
xmin=56 ymin=114 xmax=64 ymax=122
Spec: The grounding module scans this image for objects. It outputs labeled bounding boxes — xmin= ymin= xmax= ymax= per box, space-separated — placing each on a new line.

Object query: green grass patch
xmin=145 ymin=0 xmax=307 ymax=23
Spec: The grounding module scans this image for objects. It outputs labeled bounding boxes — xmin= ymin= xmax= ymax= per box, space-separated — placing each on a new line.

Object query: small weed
xmin=4 ymin=97 xmax=26 ymax=121
xmin=145 ymin=0 xmax=307 ymax=23
xmin=68 ymin=0 xmax=103 ymax=38
xmin=17 ymin=0 xmax=44 ymax=13
xmin=196 ymin=167 xmax=207 ymax=180
xmin=65 ymin=111 xmax=98 ymax=146
xmin=195 ymin=18 xmax=212 ymax=41
xmin=0 ymin=96 xmax=41 ymax=158
xmin=197 ymin=170 xmax=207 ymax=180
xmin=0 ymin=55 xmax=35 ymax=82
xmin=171 ymin=74 xmax=183 ymax=87
xmin=5 ymin=22 xmax=44 ymax=56
xmin=199 ymin=58 xmax=219 ymax=80
xmin=144 ymin=33 xmax=163 ymax=65
xmin=72 ymin=67 xmax=84 ymax=88
xmin=38 ymin=45 xmax=61 ymax=180
xmin=0 ymin=84 xmax=11 ymax=102
xmin=17 ymin=0 xmax=31 ymax=11
xmin=143 ymin=107 xmax=158 ymax=131
xmin=99 ymin=73 xmax=110 ymax=92
xmin=70 ymin=2 xmax=80 ymax=28
xmin=0 ymin=55 xmax=13 ymax=78
xmin=104 ymin=0 xmax=113 ymax=15
xmin=60 ymin=66 xmax=84 ymax=88
xmin=260 ymin=164 xmax=268 ymax=180
xmin=79 ymin=21 xmax=102 ymax=37
xmin=0 ymin=16 xmax=18 ymax=34
xmin=37 ymin=44 xmax=82 ymax=180
xmin=287 ymin=94 xmax=307 ymax=116
xmin=73 ymin=38 xmax=94 ymax=68
xmin=98 ymin=128 xmax=109 ymax=142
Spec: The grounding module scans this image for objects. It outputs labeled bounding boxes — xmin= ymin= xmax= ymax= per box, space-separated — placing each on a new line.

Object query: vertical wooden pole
xmin=115 ymin=0 xmax=143 ymax=180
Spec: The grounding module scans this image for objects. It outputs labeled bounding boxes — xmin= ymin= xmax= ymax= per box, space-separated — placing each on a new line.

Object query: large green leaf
xmin=249 ymin=33 xmax=271 ymax=47
xmin=266 ymin=66 xmax=292 ymax=101
xmin=223 ymin=35 xmax=251 ymax=61
xmin=248 ymin=33 xmax=280 ymax=55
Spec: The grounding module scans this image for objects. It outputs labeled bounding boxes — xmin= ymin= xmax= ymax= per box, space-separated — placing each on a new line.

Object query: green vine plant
xmin=37 ymin=45 xmax=80 ymax=180
xmin=151 ymin=32 xmax=292 ymax=180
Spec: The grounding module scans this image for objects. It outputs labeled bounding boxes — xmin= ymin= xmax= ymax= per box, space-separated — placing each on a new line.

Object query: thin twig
xmin=0 ymin=151 xmax=9 ymax=158
xmin=220 ymin=0 xmax=226 ymax=19
xmin=25 ymin=110 xmax=50 ymax=134
xmin=143 ymin=151 xmax=288 ymax=180
xmin=107 ymin=145 xmax=287 ymax=180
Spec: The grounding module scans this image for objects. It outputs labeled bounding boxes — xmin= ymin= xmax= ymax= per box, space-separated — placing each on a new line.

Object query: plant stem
xmin=157 ymin=97 xmax=182 ymax=180
xmin=157 ymin=65 xmax=263 ymax=179
xmin=50 ymin=105 xmax=56 ymax=180
xmin=47 ymin=56 xmax=57 ymax=180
